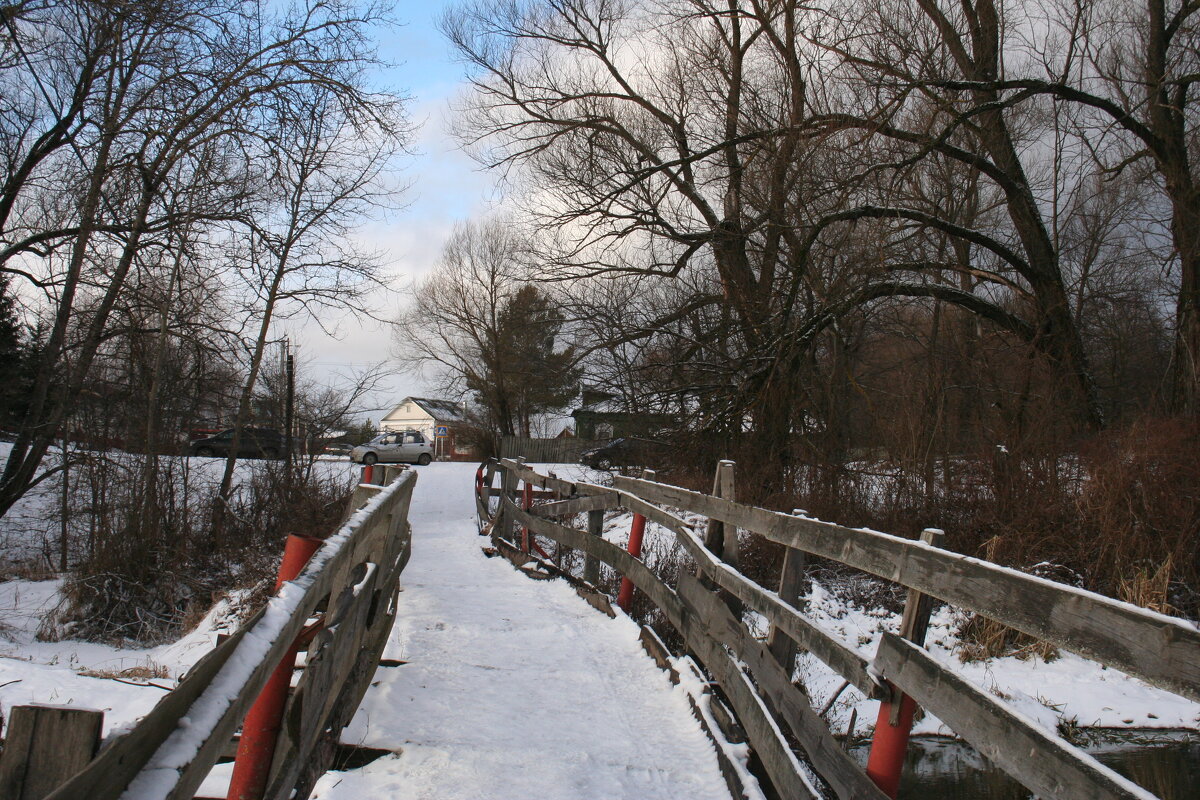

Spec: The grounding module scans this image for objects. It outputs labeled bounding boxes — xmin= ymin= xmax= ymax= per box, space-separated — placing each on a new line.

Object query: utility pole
xmin=284 ymin=340 xmax=295 ymax=465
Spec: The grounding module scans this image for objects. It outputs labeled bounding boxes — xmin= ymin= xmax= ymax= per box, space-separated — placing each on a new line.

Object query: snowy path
xmin=311 ymin=462 xmax=731 ymax=800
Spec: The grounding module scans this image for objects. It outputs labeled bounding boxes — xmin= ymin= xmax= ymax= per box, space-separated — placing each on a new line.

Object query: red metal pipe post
xmin=226 ymin=534 xmax=323 ymax=800
xmin=617 ymin=513 xmax=647 ymax=613
xmin=361 ymin=464 xmax=374 ymax=485
xmin=865 ymin=689 xmax=918 ymax=797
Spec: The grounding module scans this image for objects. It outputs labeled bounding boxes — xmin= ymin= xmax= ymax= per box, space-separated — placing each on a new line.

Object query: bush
xmin=43 ymin=456 xmax=353 ymax=644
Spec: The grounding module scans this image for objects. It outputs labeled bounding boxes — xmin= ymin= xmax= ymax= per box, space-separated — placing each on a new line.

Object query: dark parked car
xmin=580 ymin=437 xmax=668 ymax=470
xmin=189 ymin=428 xmax=287 ymax=459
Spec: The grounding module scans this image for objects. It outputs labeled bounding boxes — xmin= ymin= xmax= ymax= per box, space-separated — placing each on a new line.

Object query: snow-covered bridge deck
xmin=313 ymin=463 xmax=731 ymax=800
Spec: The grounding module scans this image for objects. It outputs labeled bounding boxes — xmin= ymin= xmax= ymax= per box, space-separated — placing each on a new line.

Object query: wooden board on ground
xmin=0 ymin=706 xmax=103 ymax=800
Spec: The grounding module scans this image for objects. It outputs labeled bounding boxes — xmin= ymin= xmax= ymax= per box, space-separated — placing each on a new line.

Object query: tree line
xmin=0 ymin=0 xmax=407 ymax=511
xmin=400 ymin=0 xmax=1198 ymax=613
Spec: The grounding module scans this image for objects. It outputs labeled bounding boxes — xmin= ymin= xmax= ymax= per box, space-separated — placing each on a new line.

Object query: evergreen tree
xmin=0 ymin=276 xmax=30 ymax=431
xmin=487 ymin=285 xmax=579 ymax=437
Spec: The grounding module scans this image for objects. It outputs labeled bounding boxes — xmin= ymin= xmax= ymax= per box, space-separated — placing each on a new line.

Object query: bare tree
xmin=216 ymin=83 xmax=407 ymax=502
xmin=0 ymin=0 xmax=407 ymax=517
xmin=914 ymin=0 xmax=1198 ymax=414
xmin=396 ymin=217 xmax=578 ymax=441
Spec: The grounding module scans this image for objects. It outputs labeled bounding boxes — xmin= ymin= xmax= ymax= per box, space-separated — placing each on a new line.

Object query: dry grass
xmin=49 ymin=458 xmax=353 ymax=645
xmin=79 ymin=659 xmax=171 ymax=681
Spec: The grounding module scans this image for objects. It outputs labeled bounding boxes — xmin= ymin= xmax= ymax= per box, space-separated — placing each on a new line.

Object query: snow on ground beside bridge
xmin=312 ymin=462 xmax=733 ymax=800
xmin=0 ymin=578 xmax=242 ymax=737
xmin=785 ymin=583 xmax=1200 ymax=739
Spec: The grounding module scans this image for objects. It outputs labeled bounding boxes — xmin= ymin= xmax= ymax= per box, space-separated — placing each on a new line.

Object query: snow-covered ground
xmin=0 ymin=578 xmax=243 ymax=737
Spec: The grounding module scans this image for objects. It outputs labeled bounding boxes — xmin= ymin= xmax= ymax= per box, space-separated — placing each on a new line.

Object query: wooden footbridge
xmin=2 ymin=459 xmax=1197 ymax=800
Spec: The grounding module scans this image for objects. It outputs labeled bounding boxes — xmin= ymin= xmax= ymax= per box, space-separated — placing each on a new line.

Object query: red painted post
xmin=864 ymin=527 xmax=945 ymax=797
xmin=226 ymin=534 xmax=323 ymax=800
xmin=520 ymin=481 xmax=533 ymax=553
xmin=361 ymin=464 xmax=374 ymax=485
xmin=475 ymin=465 xmax=484 ymax=501
xmin=865 ymin=690 xmax=917 ymax=797
xmin=617 ymin=512 xmax=647 ymax=613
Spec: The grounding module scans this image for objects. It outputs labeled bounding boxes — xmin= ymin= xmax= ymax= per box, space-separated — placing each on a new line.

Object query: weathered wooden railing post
xmin=521 ymin=474 xmax=534 ymax=553
xmin=0 ymin=705 xmax=103 ymax=800
xmin=702 ymin=461 xmax=739 ymax=568
xmin=865 ymin=527 xmax=944 ymax=798
xmin=767 ymin=535 xmax=808 ymax=671
xmin=584 ymin=508 xmax=603 ymax=585
xmin=497 ymin=460 xmax=517 ymax=542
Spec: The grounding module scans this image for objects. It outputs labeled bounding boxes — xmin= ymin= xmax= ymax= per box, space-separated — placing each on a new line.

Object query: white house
xmin=380 ymin=397 xmax=476 ymax=460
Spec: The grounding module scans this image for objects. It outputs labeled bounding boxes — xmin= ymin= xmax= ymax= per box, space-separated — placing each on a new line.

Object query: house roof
xmin=389 ymin=396 xmax=469 ymax=424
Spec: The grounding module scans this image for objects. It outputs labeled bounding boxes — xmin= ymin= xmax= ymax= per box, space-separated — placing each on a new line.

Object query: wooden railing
xmin=3 ymin=466 xmax=417 ymax=800
xmin=477 ymin=458 xmax=1198 ymax=800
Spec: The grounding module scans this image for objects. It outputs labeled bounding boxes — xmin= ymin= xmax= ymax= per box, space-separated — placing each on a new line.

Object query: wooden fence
xmin=476 ymin=458 xmax=1199 ymax=800
xmin=1 ymin=465 xmax=416 ymax=800
xmin=498 ymin=436 xmax=602 ymax=463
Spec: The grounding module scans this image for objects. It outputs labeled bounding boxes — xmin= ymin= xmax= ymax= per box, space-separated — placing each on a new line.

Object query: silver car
xmin=350 ymin=431 xmax=433 ymax=465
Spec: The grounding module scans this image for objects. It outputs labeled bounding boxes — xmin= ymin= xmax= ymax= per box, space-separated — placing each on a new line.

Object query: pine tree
xmin=489 ymin=285 xmax=579 ymax=437
xmin=0 ymin=276 xmax=29 ymax=431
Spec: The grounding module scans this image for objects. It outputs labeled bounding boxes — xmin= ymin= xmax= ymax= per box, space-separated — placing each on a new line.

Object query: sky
xmin=279 ymin=2 xmax=499 ymax=424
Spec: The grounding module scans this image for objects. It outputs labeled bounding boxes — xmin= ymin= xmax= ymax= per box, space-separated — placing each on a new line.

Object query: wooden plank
xmin=506 ymin=499 xmax=685 ymax=626
xmin=584 ymin=509 xmax=603 ymax=586
xmin=874 ymin=634 xmax=1158 ymax=800
xmin=675 ymin=528 xmax=877 ymax=697
xmin=499 ymin=458 xmax=580 ymax=497
xmin=676 ymin=604 xmax=819 ymax=800
xmin=768 ymin=545 xmax=807 ymax=670
xmin=675 ymin=658 xmax=756 ymax=800
xmin=0 ymin=705 xmax=103 ymax=800
xmin=638 ymin=626 xmax=679 ymax=682
xmin=534 ymin=493 xmax=620 ymax=517
xmin=266 ymin=560 xmax=385 ymax=800
xmin=702 ymin=461 xmax=739 ymax=568
xmin=616 ymin=475 xmax=1200 ymax=703
xmin=564 ymin=479 xmax=690 ymax=533
xmin=497 ymin=463 xmax=517 ymax=542
xmin=475 ymin=463 xmax=491 ymax=521
xmin=678 ymin=575 xmax=888 ymax=800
